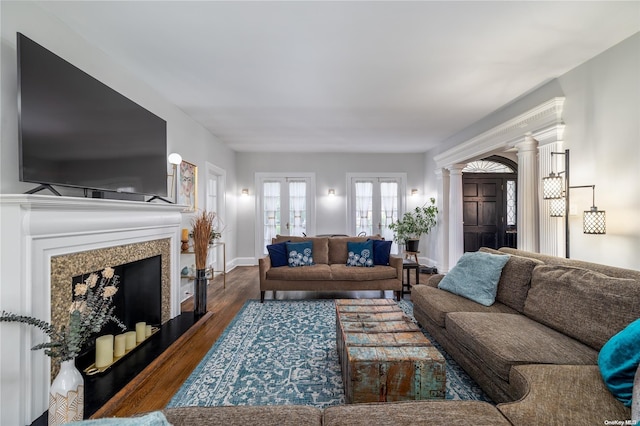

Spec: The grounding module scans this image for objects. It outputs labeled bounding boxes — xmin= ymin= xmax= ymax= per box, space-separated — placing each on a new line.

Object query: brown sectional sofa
xmin=412 ymin=247 xmax=639 ymax=424
xmin=161 ymin=400 xmax=512 ymax=425
xmin=131 ymin=248 xmax=638 ymax=425
xmin=258 ymin=235 xmax=403 ymax=302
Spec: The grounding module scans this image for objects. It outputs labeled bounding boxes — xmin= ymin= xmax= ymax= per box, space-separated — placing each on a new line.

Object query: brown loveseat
xmin=258 ymin=235 xmax=403 ymax=302
xmin=411 ymin=247 xmax=639 ymax=424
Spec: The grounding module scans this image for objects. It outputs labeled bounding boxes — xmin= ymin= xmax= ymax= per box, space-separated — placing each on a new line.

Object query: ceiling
xmin=38 ymin=1 xmax=640 ymax=154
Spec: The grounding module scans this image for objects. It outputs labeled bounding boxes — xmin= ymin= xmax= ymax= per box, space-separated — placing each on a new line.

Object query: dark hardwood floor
xmin=93 ymin=264 xmax=426 ymax=418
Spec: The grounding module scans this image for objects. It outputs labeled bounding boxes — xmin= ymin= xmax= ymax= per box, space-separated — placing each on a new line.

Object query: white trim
xmin=0 ymin=195 xmax=183 ymax=425
xmin=435 ymin=97 xmax=565 ymax=168
xmin=432 ymin=98 xmax=565 ymax=271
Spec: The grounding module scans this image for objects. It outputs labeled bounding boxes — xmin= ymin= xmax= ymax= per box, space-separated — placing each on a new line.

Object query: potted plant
xmin=388 ymin=197 xmax=438 ymax=252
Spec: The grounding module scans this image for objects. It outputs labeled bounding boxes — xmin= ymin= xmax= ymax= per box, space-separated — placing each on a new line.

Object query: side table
xmin=402 ymin=259 xmax=420 ymax=297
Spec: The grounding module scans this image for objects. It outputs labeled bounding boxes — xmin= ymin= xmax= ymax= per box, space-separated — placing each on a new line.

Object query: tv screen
xmin=17 ymin=33 xmax=168 ymax=197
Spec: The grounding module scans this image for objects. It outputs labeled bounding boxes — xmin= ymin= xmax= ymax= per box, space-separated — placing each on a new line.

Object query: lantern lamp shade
xmin=542 ymin=175 xmax=564 ymax=199
xmin=550 ymin=198 xmax=566 ymax=217
xmin=583 ymin=207 xmax=606 ymax=234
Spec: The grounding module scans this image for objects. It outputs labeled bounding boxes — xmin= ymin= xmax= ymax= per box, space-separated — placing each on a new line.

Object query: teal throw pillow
xmin=598 ymin=318 xmax=640 ymax=407
xmin=286 ymin=241 xmax=314 ymax=267
xmin=346 ymin=240 xmax=374 ymax=267
xmin=437 ymin=251 xmax=510 ymax=306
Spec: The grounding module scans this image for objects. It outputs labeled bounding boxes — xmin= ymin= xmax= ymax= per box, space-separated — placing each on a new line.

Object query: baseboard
xmin=229 ymin=257 xmax=259 ymax=269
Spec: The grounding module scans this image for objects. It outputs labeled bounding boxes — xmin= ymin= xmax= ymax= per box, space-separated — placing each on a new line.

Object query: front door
xmin=463 ymin=177 xmax=504 ymax=252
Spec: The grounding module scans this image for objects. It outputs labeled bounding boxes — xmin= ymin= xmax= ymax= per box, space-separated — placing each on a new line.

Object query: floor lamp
xmin=542 ymin=149 xmax=606 ymax=258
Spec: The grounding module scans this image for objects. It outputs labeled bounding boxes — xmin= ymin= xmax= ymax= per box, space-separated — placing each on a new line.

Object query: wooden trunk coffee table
xmin=336 ymin=299 xmax=446 ymax=403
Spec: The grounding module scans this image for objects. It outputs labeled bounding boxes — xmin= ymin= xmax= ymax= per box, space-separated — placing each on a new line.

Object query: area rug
xmin=168 ymin=299 xmax=491 ymax=409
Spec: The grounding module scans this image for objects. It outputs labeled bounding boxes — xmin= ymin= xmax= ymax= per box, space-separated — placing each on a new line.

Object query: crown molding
xmin=435 ymin=97 xmax=565 ymax=168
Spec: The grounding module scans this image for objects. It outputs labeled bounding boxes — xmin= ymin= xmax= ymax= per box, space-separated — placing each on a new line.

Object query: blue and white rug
xmin=168 ymin=299 xmax=491 ymax=409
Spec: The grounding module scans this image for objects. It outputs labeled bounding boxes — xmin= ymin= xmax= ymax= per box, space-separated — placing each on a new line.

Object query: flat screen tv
xmin=17 ymin=32 xmax=168 ymax=197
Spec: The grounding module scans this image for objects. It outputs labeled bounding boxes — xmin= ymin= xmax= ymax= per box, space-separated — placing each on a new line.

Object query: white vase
xmin=49 ymin=359 xmax=84 ymax=425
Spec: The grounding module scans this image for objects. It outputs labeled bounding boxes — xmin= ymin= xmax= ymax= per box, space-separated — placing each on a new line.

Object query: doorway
xmin=462 ymin=157 xmax=517 ymax=252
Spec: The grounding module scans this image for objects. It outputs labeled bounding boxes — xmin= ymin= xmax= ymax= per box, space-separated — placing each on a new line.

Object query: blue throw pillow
xmin=286 ymin=241 xmax=314 ymax=267
xmin=437 ymin=251 xmax=510 ymax=306
xmin=371 ymin=239 xmax=392 ymax=266
xmin=598 ymin=318 xmax=640 ymax=407
xmin=346 ymin=240 xmax=374 ymax=267
xmin=266 ymin=241 xmax=289 ymax=267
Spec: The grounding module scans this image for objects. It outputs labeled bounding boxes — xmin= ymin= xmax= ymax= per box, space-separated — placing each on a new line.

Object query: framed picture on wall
xmin=177 ymin=160 xmax=197 ymax=212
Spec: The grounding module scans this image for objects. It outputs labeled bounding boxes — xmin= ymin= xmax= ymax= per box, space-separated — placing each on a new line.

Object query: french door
xmin=347 ymin=174 xmax=405 ymax=254
xmin=256 ymin=174 xmax=315 ymax=256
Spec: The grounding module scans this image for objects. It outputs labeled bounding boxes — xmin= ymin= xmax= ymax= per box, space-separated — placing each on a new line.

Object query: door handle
xmin=286 ymin=222 xmax=290 ymax=230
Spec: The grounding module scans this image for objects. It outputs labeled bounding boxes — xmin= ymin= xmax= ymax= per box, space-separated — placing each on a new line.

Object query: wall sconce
xmin=411 ymin=189 xmax=419 ymax=197
xmin=241 ymin=188 xmax=249 ymax=196
xmin=167 ymin=152 xmax=182 ymax=199
xmin=542 ymin=149 xmax=606 ymax=258
xmin=328 ymin=189 xmax=336 ymax=197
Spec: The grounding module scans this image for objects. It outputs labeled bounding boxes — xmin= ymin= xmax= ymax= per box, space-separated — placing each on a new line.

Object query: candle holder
xmin=83 ymin=326 xmax=160 ymax=375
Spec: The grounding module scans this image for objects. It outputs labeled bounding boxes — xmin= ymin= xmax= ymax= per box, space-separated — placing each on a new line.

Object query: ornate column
xmin=515 ymin=134 xmax=539 ymax=252
xmin=447 ymin=164 xmax=466 ymax=267
xmin=538 ymin=141 xmax=565 ymax=256
xmin=435 ymin=168 xmax=450 ymax=272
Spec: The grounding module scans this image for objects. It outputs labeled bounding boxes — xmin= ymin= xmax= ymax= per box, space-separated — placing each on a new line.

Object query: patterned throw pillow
xmin=346 ymin=241 xmax=374 ymax=267
xmin=286 ymin=241 xmax=315 ymax=267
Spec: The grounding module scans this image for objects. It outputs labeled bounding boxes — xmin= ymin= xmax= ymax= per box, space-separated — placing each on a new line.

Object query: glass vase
xmin=49 ymin=359 xmax=84 ymax=425
xmin=194 ymin=268 xmax=208 ymax=316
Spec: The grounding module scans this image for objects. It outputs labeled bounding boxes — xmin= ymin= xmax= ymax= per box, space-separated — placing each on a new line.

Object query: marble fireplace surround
xmin=0 ymin=195 xmax=185 ymax=425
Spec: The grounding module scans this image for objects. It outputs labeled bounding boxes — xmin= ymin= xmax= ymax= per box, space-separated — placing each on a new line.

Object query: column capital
xmin=446 ymin=164 xmax=467 ymax=175
xmin=515 ymin=134 xmax=539 ymax=153
xmin=434 ymin=168 xmax=450 ymax=179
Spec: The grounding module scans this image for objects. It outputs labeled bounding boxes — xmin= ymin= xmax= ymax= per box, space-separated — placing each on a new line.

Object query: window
xmin=206 ymin=163 xmax=226 ymax=273
xmin=463 ymin=160 xmax=514 ymax=174
xmin=506 ymin=180 xmax=516 ymax=226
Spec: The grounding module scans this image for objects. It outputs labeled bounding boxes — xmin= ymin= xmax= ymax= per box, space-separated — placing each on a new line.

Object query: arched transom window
xmin=462 ymin=160 xmax=514 ymax=174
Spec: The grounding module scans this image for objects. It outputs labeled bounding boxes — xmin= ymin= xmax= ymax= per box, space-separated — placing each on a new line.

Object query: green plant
xmin=388 ymin=197 xmax=438 ymax=244
xmin=0 ymin=268 xmax=126 ymax=361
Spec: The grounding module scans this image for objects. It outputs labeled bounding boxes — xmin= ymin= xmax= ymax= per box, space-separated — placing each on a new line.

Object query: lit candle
xmin=136 ymin=322 xmax=146 ymax=343
xmin=114 ymin=334 xmax=126 ymax=357
xmin=124 ymin=331 xmax=136 ymax=350
xmin=181 ymin=228 xmax=189 ymax=241
xmin=145 ymin=324 xmax=152 ymax=338
xmin=95 ymin=335 xmax=114 ymax=368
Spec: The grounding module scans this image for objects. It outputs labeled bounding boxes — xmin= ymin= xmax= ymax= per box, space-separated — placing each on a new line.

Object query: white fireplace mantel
xmin=0 ymin=194 xmax=185 ymax=425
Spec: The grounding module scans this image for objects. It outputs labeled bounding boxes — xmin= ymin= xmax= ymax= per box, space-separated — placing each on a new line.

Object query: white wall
xmin=557 ymin=33 xmax=639 ymax=268
xmin=424 ymin=33 xmax=640 ymax=270
xmin=236 ymin=152 xmax=427 ymax=260
xmin=0 ymin=1 xmax=238 ymax=263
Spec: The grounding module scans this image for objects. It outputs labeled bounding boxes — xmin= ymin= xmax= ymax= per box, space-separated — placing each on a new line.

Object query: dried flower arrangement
xmin=0 ymin=267 xmax=126 ymax=361
xmin=191 ymin=211 xmax=216 ymax=269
